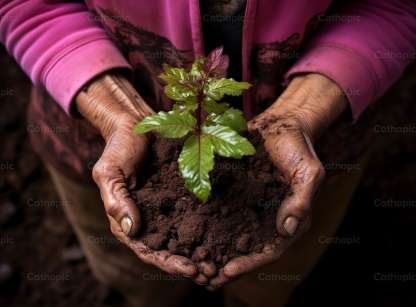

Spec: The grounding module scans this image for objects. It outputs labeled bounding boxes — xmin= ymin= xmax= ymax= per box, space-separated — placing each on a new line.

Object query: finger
xmin=93 ymin=160 xmax=141 ymax=237
xmin=193 ymin=274 xmax=208 ymax=285
xmin=193 ymin=261 xmax=216 ymax=286
xmin=223 ymin=242 xmax=285 ymax=279
xmin=208 ymin=268 xmax=230 ymax=290
xmin=266 ymin=132 xmax=325 ymax=237
xmin=218 ymin=219 xmax=312 ymax=281
xmin=107 ymin=218 xmax=197 ymax=277
xmin=127 ymin=239 xmax=198 ymax=277
xmin=218 ymin=226 xmax=311 ymax=282
xmin=93 ymin=126 xmax=148 ymax=237
xmin=275 ymin=142 xmax=324 ymax=237
xmin=198 ymin=261 xmax=217 ymax=278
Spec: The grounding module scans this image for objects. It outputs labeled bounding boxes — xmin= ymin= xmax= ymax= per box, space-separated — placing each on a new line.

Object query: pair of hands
xmin=75 ymin=72 xmax=348 ymax=289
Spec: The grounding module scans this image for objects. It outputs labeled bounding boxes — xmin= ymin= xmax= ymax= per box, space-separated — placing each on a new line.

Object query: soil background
xmin=2 ymin=44 xmax=416 ymax=307
xmin=135 ymin=133 xmax=289 ymax=266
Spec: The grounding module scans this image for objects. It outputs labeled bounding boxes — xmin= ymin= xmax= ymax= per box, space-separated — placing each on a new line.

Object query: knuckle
xmin=105 ymin=201 xmax=121 ymax=218
xmin=285 ymin=196 xmax=311 ymax=216
xmin=92 ymin=163 xmax=105 ymax=182
xmin=92 ymin=162 xmax=117 ymax=183
xmin=307 ymin=161 xmax=326 ymax=183
xmin=293 ymin=201 xmax=311 ymax=215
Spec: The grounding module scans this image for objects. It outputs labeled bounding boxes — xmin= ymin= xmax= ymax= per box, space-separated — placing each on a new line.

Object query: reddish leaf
xmin=206 ymin=46 xmax=229 ymax=78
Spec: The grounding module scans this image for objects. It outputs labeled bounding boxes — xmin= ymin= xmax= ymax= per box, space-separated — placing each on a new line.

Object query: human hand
xmin=76 ymin=73 xmax=197 ymax=278
xmin=207 ymin=73 xmax=349 ymax=289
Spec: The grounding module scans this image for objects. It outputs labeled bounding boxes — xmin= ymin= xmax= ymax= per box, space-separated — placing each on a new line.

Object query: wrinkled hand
xmin=206 ymin=74 xmax=349 ymax=290
xmin=76 ymin=73 xmax=197 ymax=278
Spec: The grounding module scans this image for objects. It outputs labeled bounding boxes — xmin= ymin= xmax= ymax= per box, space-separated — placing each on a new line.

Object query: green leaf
xmin=202 ymin=124 xmax=255 ymax=158
xmin=172 ymin=101 xmax=198 ymax=113
xmin=204 ymin=78 xmax=251 ymax=101
xmin=134 ymin=110 xmax=196 ymax=138
xmin=203 ymin=97 xmax=229 ymax=114
xmin=190 ymin=58 xmax=205 ymax=80
xmin=165 ymin=83 xmax=197 ymax=104
xmin=159 ymin=64 xmax=189 ymax=84
xmin=207 ymin=108 xmax=247 ymax=132
xmin=160 ymin=64 xmax=198 ymax=109
xmin=178 ymin=134 xmax=215 ymax=202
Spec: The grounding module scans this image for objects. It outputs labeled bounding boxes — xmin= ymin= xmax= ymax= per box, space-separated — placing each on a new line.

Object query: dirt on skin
xmin=133 ymin=132 xmax=289 ymax=267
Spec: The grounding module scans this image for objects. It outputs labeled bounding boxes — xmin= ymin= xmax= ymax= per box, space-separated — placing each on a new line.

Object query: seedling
xmin=134 ymin=47 xmax=255 ymax=202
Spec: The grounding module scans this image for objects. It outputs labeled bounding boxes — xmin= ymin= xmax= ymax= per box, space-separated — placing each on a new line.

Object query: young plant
xmin=134 ymin=47 xmax=255 ymax=202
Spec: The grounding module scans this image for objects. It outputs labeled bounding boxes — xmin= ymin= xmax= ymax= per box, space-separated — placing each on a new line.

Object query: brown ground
xmin=1 ymin=45 xmax=416 ymax=307
xmin=135 ymin=134 xmax=288 ymax=267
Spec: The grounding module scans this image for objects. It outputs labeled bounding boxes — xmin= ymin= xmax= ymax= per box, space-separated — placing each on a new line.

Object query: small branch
xmin=196 ymin=91 xmax=204 ymax=133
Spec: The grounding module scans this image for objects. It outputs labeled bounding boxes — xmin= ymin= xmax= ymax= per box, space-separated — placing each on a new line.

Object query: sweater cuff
xmin=285 ymin=43 xmax=379 ymax=121
xmin=43 ymin=37 xmax=132 ymax=115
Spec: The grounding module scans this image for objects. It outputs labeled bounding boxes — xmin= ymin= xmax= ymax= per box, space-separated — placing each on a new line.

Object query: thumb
xmin=92 ymin=159 xmax=141 ymax=237
xmin=274 ymin=133 xmax=325 ymax=237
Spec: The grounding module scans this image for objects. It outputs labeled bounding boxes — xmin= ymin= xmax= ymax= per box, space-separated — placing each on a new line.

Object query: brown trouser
xmin=46 ymin=157 xmax=367 ymax=307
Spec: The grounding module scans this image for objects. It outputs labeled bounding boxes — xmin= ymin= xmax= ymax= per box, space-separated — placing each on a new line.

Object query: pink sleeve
xmin=0 ymin=0 xmax=132 ymax=114
xmin=285 ymin=0 xmax=416 ymax=121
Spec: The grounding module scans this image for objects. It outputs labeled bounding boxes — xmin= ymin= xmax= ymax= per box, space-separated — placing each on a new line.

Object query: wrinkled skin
xmin=76 ymin=73 xmax=228 ymax=283
xmin=75 ymin=72 xmax=347 ymax=287
xmin=205 ymin=73 xmax=349 ymax=289
xmin=76 ymin=73 xmax=198 ymax=279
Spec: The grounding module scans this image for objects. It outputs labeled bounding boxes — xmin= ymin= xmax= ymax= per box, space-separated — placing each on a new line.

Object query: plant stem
xmin=196 ymin=91 xmax=204 ymax=133
xmin=196 ymin=74 xmax=209 ymax=134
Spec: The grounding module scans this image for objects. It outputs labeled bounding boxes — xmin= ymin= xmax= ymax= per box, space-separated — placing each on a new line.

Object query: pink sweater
xmin=1 ymin=0 xmax=415 ymax=121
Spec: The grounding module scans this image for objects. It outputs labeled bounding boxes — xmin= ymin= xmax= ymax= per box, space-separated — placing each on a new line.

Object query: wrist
xmin=76 ymin=72 xmax=154 ymax=140
xmin=267 ymin=73 xmax=348 ymax=141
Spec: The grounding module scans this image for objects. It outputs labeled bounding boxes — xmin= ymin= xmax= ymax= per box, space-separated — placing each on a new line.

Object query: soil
xmin=134 ymin=133 xmax=288 ymax=267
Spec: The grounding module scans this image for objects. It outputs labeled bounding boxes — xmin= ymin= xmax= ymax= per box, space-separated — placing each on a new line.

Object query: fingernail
xmin=283 ymin=216 xmax=299 ymax=236
xmin=120 ymin=216 xmax=133 ymax=236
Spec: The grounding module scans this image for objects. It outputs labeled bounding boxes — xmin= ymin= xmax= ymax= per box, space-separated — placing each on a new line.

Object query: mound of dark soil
xmin=133 ymin=133 xmax=289 ymax=267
